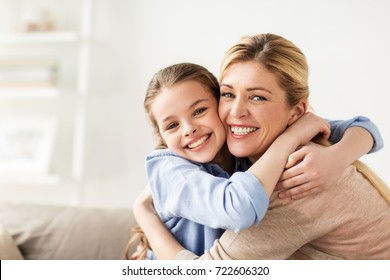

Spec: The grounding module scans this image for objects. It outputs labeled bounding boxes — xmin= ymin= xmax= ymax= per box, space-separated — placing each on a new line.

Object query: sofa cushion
xmin=0 ymin=201 xmax=137 ymax=260
xmin=0 ymin=223 xmax=24 ymax=260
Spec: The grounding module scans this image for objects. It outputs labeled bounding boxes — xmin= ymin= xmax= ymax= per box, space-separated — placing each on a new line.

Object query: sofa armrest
xmin=0 ymin=201 xmax=137 ymax=260
xmin=0 ymin=223 xmax=24 ymax=260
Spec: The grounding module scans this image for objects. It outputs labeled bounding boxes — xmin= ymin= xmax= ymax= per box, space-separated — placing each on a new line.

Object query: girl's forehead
xmin=152 ymin=82 xmax=217 ymax=119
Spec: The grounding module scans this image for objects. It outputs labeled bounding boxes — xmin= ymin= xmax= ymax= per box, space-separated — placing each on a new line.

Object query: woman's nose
xmin=230 ymin=98 xmax=248 ymax=118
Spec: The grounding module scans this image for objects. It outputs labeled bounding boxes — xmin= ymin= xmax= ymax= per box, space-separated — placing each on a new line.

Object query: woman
xmin=133 ymin=33 xmax=389 ymax=260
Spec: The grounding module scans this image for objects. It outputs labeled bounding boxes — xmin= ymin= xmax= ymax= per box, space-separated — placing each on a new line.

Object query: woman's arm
xmin=276 ymin=116 xmax=383 ymax=199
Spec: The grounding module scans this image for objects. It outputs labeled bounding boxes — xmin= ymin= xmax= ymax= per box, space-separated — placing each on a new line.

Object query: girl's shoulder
xmin=146 ymin=148 xmax=177 ymax=159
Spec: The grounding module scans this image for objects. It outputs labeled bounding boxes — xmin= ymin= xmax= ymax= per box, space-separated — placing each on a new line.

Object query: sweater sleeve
xmin=175 ymin=208 xmax=309 ymax=260
xmin=146 ymin=150 xmax=269 ymax=232
xmin=328 ymin=116 xmax=383 ymax=153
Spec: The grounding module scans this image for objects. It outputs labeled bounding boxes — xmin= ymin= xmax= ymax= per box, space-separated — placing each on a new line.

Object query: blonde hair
xmin=124 ymin=225 xmax=149 ymax=260
xmin=354 ymin=161 xmax=390 ymax=204
xmin=126 ymin=63 xmax=220 ymax=260
xmin=144 ymin=62 xmax=220 ymax=149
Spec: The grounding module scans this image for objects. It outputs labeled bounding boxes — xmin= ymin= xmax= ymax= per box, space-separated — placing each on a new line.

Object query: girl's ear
xmin=288 ymin=101 xmax=307 ymax=126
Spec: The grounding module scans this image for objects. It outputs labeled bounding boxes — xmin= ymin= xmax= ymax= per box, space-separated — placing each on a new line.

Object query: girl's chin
xmin=187 ymin=153 xmax=215 ymax=163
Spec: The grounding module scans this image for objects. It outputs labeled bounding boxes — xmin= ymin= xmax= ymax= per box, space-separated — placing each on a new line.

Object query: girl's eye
xmin=251 ymin=95 xmax=267 ymax=101
xmin=221 ymin=92 xmax=234 ymax=99
xmin=194 ymin=107 xmax=207 ymax=116
xmin=166 ymin=122 xmax=179 ymax=130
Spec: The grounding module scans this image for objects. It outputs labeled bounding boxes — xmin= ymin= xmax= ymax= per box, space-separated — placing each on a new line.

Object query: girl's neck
xmin=212 ymin=144 xmax=235 ymax=175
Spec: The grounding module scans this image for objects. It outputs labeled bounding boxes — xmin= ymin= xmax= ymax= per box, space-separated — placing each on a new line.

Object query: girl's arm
xmin=276 ymin=116 xmax=383 ymax=199
xmin=147 ymin=150 xmax=269 ymax=232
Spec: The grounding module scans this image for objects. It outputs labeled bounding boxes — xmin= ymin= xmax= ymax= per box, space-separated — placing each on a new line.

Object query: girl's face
xmin=218 ymin=60 xmax=300 ymax=163
xmin=151 ymin=80 xmax=226 ymax=163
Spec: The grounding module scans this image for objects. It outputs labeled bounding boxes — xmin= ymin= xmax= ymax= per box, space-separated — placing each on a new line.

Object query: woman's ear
xmin=287 ymin=101 xmax=307 ymax=126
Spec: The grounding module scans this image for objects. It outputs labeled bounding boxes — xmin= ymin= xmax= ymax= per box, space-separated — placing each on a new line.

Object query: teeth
xmin=188 ymin=135 xmax=209 ymax=149
xmin=231 ymin=126 xmax=257 ymax=135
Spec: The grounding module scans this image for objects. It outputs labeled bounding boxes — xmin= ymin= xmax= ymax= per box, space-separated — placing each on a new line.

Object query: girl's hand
xmin=276 ymin=142 xmax=343 ymax=199
xmin=284 ymin=112 xmax=331 ymax=147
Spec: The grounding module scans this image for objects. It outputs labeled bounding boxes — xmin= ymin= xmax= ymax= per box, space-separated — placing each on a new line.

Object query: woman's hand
xmin=133 ymin=185 xmax=157 ymax=224
xmin=133 ymin=185 xmax=185 ymax=259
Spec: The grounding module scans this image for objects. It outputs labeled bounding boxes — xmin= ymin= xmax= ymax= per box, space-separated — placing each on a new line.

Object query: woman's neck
xmin=212 ymin=144 xmax=235 ymax=175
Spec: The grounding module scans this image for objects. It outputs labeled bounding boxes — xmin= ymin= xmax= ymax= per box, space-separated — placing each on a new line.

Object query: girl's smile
xmin=185 ymin=133 xmax=211 ymax=150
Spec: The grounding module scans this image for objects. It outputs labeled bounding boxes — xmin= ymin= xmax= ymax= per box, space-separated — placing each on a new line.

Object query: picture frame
xmin=0 ymin=117 xmax=57 ymax=175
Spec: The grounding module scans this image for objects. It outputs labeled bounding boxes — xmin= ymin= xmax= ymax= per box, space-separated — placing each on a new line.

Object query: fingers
xmin=284 ymin=148 xmax=306 ymax=169
xmin=279 ymin=161 xmax=304 ymax=183
xmin=290 ymin=188 xmax=320 ymax=200
xmin=276 ymin=171 xmax=306 ymax=190
xmin=278 ymin=182 xmax=320 ymax=199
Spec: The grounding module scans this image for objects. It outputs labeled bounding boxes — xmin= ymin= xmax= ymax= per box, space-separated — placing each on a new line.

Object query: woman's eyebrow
xmin=247 ymin=87 xmax=273 ymax=94
xmin=221 ymin=83 xmax=273 ymax=94
xmin=220 ymin=83 xmax=233 ymax=89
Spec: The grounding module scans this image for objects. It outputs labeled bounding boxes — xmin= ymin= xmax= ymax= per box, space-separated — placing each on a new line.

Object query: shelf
xmin=0 ymin=87 xmax=60 ymax=99
xmin=0 ymin=173 xmax=60 ymax=186
xmin=0 ymin=31 xmax=79 ymax=44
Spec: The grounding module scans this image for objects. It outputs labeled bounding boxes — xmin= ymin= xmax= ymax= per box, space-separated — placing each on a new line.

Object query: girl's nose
xmin=184 ymin=122 xmax=198 ymax=137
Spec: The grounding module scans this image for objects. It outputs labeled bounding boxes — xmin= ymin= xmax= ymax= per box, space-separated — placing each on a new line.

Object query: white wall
xmin=2 ymin=0 xmax=388 ymax=208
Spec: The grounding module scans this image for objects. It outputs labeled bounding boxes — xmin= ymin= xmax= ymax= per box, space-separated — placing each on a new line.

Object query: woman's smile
xmin=229 ymin=125 xmax=259 ymax=137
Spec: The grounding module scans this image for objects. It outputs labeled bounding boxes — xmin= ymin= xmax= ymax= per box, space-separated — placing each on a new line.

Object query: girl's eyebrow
xmin=189 ymin=98 xmax=208 ymax=109
xmin=162 ymin=98 xmax=209 ymax=123
xmin=220 ymin=83 xmax=273 ymax=94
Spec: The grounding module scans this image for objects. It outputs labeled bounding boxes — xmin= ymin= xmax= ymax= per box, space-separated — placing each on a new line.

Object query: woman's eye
xmin=221 ymin=92 xmax=234 ymax=98
xmin=166 ymin=122 xmax=179 ymax=130
xmin=251 ymin=95 xmax=267 ymax=101
xmin=194 ymin=107 xmax=207 ymax=116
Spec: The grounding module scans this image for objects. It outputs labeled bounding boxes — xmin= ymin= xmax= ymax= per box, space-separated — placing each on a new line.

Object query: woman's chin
xmin=227 ymin=146 xmax=252 ymax=158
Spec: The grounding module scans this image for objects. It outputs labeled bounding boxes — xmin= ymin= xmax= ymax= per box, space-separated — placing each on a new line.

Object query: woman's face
xmin=218 ymin=60 xmax=299 ymax=163
xmin=151 ymin=80 xmax=226 ymax=163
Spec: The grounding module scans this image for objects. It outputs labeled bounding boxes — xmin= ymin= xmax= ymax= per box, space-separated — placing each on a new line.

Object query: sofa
xmin=0 ymin=201 xmax=137 ymax=260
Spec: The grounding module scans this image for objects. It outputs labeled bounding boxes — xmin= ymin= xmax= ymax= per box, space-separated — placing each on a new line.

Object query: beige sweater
xmin=175 ymin=165 xmax=390 ymax=260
